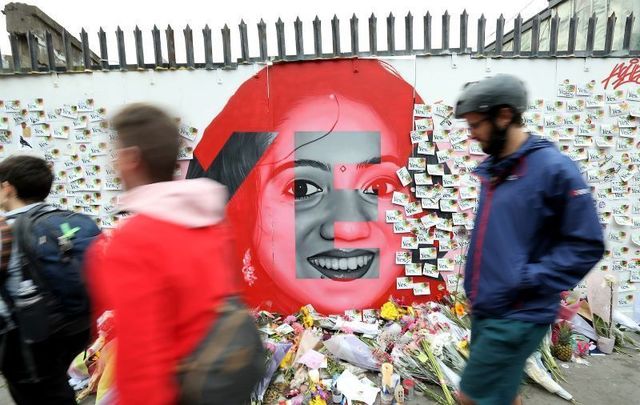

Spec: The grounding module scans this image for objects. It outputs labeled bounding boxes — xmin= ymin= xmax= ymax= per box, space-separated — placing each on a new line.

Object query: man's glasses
xmin=467 ymin=117 xmax=489 ymax=130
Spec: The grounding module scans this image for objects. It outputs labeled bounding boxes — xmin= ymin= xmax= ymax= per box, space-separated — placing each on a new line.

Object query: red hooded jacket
xmin=88 ymin=178 xmax=240 ymax=405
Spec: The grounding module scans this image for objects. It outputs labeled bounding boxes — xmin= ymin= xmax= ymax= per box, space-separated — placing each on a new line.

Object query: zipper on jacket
xmin=470 ymin=180 xmax=495 ymax=305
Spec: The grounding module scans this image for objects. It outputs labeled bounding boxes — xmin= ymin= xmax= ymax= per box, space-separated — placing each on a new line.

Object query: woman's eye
xmin=363 ymin=178 xmax=398 ymax=197
xmin=286 ymin=180 xmax=323 ymax=200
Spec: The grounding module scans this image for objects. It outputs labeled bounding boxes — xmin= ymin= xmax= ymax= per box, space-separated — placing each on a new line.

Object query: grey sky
xmin=1 ymin=0 xmax=548 ymax=63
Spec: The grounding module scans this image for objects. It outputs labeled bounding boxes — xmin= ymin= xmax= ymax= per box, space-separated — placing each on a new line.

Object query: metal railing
xmin=1 ymin=10 xmax=637 ymax=75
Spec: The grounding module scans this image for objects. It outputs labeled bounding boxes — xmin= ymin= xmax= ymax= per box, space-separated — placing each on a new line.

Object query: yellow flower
xmin=300 ymin=306 xmax=314 ymax=328
xmin=380 ymin=301 xmax=400 ymax=321
xmin=457 ymin=340 xmax=470 ymax=358
xmin=455 ymin=302 xmax=466 ymax=317
xmin=310 ymin=397 xmax=327 ymax=405
xmin=279 ymin=347 xmax=294 ymax=369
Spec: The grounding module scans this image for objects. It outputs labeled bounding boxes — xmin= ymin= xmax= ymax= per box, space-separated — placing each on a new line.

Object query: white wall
xmin=1 ymin=55 xmax=638 ymax=319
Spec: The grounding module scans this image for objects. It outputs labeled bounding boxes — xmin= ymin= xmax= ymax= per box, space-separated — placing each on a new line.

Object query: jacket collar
xmin=474 ymin=134 xmax=550 ymax=184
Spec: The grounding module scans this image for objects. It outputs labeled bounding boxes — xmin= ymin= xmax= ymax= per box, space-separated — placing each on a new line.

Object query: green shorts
xmin=460 ymin=317 xmax=549 ymax=405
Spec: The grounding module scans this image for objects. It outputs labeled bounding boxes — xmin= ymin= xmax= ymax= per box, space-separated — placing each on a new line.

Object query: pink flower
xmin=340 ymin=327 xmax=354 ymax=334
xmin=265 ymin=342 xmax=276 ymax=353
xmin=401 ymin=315 xmax=413 ymax=324
xmin=284 ymin=315 xmax=297 ymax=325
xmin=405 ymin=341 xmax=419 ymax=352
xmin=292 ymin=322 xmax=305 ymax=334
xmin=576 ymin=341 xmax=590 ymax=357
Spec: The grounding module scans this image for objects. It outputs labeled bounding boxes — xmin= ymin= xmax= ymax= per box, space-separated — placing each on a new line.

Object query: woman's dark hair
xmin=0 ymin=155 xmax=53 ymax=202
xmin=186 ymin=132 xmax=275 ymax=199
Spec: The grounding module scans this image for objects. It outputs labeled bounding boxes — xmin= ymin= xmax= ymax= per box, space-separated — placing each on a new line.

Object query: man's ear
xmin=117 ymin=146 xmax=143 ymax=172
xmin=0 ymin=181 xmax=15 ymax=198
xmin=496 ymin=107 xmax=514 ymax=129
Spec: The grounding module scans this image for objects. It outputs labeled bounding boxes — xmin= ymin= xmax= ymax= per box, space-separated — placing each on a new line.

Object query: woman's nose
xmin=319 ymin=190 xmax=374 ymax=241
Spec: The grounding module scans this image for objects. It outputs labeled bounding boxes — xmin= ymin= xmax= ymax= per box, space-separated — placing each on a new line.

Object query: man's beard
xmin=482 ymin=121 xmax=509 ymax=158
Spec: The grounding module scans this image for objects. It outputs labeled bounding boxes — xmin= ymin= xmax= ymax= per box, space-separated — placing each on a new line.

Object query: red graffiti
xmin=602 ymin=58 xmax=640 ymax=90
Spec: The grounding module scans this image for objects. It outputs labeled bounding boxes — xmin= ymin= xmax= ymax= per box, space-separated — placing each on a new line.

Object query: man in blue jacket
xmin=454 ymin=75 xmax=604 ymax=405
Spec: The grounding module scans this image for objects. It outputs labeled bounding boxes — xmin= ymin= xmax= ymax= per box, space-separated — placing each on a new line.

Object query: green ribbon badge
xmin=60 ymin=223 xmax=81 ymax=240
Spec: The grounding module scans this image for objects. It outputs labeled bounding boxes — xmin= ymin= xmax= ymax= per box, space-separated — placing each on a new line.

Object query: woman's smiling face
xmin=253 ymin=95 xmax=410 ymax=312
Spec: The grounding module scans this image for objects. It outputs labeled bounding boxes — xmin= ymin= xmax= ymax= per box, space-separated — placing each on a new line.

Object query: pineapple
xmin=551 ymin=322 xmax=573 ymax=362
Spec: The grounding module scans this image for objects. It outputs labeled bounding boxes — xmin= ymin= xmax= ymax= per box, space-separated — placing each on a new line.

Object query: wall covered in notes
xmin=0 ymin=56 xmax=638 ymax=318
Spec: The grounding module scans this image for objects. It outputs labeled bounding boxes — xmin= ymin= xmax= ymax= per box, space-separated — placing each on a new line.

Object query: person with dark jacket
xmin=454 ymin=75 xmax=604 ymax=405
xmin=0 ymin=155 xmax=90 ymax=405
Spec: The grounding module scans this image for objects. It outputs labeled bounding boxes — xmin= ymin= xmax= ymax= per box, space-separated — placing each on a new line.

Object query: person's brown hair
xmin=111 ymin=103 xmax=180 ymax=183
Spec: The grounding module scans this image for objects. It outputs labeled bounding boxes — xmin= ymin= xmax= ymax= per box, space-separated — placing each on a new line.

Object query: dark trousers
xmin=0 ymin=327 xmax=90 ymax=405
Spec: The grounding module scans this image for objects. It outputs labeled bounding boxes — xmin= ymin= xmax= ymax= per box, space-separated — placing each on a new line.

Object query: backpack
xmin=177 ymin=296 xmax=266 ymax=405
xmin=11 ymin=204 xmax=101 ymax=340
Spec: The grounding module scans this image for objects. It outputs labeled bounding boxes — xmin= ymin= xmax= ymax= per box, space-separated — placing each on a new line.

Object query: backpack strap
xmin=0 ymin=216 xmax=15 ymax=308
xmin=0 ymin=216 xmax=13 ymax=279
xmin=12 ymin=205 xmax=57 ymax=291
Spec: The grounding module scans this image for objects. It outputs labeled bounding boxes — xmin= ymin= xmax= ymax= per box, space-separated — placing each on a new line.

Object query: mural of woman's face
xmin=254 ymin=96 xmax=409 ymax=312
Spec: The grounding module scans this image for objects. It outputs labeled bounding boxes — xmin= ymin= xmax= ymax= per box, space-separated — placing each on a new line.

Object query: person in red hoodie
xmin=87 ymin=103 xmax=239 ymax=404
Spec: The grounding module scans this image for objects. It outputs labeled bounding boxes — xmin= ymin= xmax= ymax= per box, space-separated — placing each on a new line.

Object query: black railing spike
xmin=166 ymin=25 xmax=176 ymax=68
xmin=460 ymin=9 xmax=469 ymax=52
xmin=604 ymin=12 xmax=617 ymax=55
xmin=495 ymin=14 xmax=505 ymax=55
xmin=350 ymin=13 xmax=359 ymax=54
xmin=152 ymin=25 xmax=163 ymax=67
xmin=221 ymin=24 xmax=232 ymax=67
xmin=276 ymin=18 xmax=286 ymax=59
xmin=442 ymin=10 xmax=450 ymax=51
xmin=184 ymin=24 xmax=195 ymax=68
xmin=387 ymin=12 xmax=395 ymax=53
xmin=258 ymin=19 xmax=268 ymax=61
xmin=568 ymin=14 xmax=578 ymax=54
xmin=623 ymin=13 xmax=634 ymax=51
xmin=98 ymin=27 xmax=108 ymax=69
xmin=549 ymin=13 xmax=559 ymax=55
xmin=313 ymin=16 xmax=323 ymax=56
xmin=203 ymin=24 xmax=214 ymax=69
xmin=27 ymin=31 xmax=39 ymax=71
xmin=239 ymin=20 xmax=249 ymax=62
xmin=332 ymin=14 xmax=341 ymax=56
xmin=477 ymin=14 xmax=486 ymax=54
xmin=9 ymin=33 xmax=21 ymax=72
xmin=80 ymin=28 xmax=91 ymax=69
xmin=62 ymin=30 xmax=72 ymax=71
xmin=369 ymin=13 xmax=378 ymax=54
xmin=294 ymin=17 xmax=304 ymax=57
xmin=586 ymin=13 xmax=597 ymax=55
xmin=513 ymin=14 xmax=522 ymax=55
xmin=405 ymin=11 xmax=414 ymax=52
xmin=134 ymin=25 xmax=144 ymax=69
xmin=424 ymin=12 xmax=432 ymax=53
xmin=531 ymin=14 xmax=540 ymax=55
xmin=116 ymin=26 xmax=127 ymax=70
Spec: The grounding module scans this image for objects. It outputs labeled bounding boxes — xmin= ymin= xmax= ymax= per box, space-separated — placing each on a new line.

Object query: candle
xmin=381 ymin=363 xmax=393 ymax=388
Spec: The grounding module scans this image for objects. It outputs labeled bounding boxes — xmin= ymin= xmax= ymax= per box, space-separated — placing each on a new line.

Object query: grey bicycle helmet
xmin=454 ymin=74 xmax=528 ymax=119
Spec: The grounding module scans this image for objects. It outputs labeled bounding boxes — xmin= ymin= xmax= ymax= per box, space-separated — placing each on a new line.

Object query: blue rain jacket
xmin=465 ymin=135 xmax=604 ymax=324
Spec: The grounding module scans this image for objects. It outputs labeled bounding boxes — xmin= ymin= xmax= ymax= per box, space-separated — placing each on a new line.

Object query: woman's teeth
xmin=311 ymin=255 xmax=371 ymax=271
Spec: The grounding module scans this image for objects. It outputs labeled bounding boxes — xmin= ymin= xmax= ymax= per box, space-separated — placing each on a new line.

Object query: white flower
xmin=603 ymin=274 xmax=617 ymax=287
